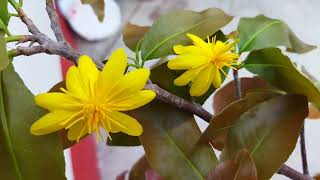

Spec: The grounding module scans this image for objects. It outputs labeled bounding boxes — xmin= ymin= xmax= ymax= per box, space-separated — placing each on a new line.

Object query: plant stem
xmin=300 ymin=121 xmax=309 ymax=175
xmin=8 ymin=0 xmax=20 ymax=12
xmin=278 ymin=165 xmax=311 ymax=180
xmin=9 ymin=13 xmax=19 ymax=18
xmin=5 ymin=35 xmax=25 ymax=43
xmin=232 ymin=69 xmax=241 ymax=99
xmin=128 ymin=63 xmax=140 ymax=69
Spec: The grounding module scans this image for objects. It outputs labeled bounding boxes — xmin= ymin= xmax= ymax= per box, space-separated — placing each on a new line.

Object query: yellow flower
xmin=168 ymin=33 xmax=239 ymax=97
xmin=31 ymin=48 xmax=156 ymax=142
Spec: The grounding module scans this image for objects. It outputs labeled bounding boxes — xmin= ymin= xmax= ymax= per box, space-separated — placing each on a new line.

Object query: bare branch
xmin=279 ymin=165 xmax=312 ymax=180
xmin=45 ymin=0 xmax=66 ymax=42
xmin=300 ymin=122 xmax=310 ymax=175
xmin=145 ymin=83 xmax=213 ymax=122
xmin=16 ymin=45 xmax=47 ymax=56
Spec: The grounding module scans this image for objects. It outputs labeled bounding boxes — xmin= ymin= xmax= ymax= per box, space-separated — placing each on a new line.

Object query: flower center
xmin=81 ymin=103 xmax=111 ymax=142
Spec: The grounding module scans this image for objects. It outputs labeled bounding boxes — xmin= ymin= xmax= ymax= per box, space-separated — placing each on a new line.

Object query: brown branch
xmin=232 ymin=69 xmax=241 ymax=99
xmin=278 ymin=165 xmax=312 ymax=180
xmin=300 ymin=122 xmax=310 ymax=175
xmin=12 ymin=2 xmax=312 ymax=180
xmin=45 ymin=0 xmax=65 ymax=42
xmin=145 ymin=83 xmax=212 ymax=122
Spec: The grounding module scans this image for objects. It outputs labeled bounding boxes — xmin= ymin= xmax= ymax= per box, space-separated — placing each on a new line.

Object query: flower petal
xmin=108 ymin=90 xmax=156 ymax=111
xmin=212 ymin=66 xmax=222 ymax=88
xmin=173 ymin=45 xmax=207 ymax=55
xmin=168 ymin=55 xmax=209 ymax=70
xmin=67 ymin=121 xmax=88 ymax=141
xmin=186 ymin=33 xmax=211 ymax=53
xmin=190 ymin=65 xmax=214 ymax=97
xmin=97 ymin=48 xmax=127 ymax=96
xmin=107 ymin=111 xmax=143 ymax=136
xmin=30 ymin=111 xmax=74 ymax=135
xmin=106 ymin=68 xmax=150 ymax=101
xmin=174 ymin=67 xmax=203 ymax=86
xmin=66 ymin=66 xmax=87 ymax=99
xmin=77 ymin=55 xmax=99 ymax=96
xmin=35 ymin=92 xmax=83 ymax=111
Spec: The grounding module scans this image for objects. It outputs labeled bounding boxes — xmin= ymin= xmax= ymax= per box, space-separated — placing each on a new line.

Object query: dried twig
xmin=300 ymin=122 xmax=310 ymax=175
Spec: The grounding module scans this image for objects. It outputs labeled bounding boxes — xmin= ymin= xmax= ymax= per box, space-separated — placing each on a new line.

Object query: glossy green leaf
xmin=237 ymin=15 xmax=316 ymax=53
xmin=0 ymin=31 xmax=9 ymax=71
xmin=244 ymin=48 xmax=320 ymax=108
xmin=123 ymin=23 xmax=150 ymax=51
xmin=81 ymin=0 xmax=105 ymax=22
xmin=0 ymin=0 xmax=9 ymax=26
xmin=221 ymin=95 xmax=308 ymax=180
xmin=0 ymin=64 xmax=66 ymax=180
xmin=130 ymin=101 xmax=218 ymax=180
xmin=207 ymin=149 xmax=257 ymax=180
xmin=141 ymin=8 xmax=232 ymax=61
xmin=107 ymin=132 xmax=141 ymax=146
xmin=200 ymin=91 xmax=279 ymax=150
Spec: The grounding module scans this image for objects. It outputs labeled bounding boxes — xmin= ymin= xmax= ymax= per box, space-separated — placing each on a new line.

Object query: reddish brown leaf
xmin=213 ymin=77 xmax=273 ymax=114
xmin=308 ymin=104 xmax=320 ymax=119
xmin=145 ymin=170 xmax=163 ymax=180
xmin=116 ymin=171 xmax=128 ymax=180
xmin=129 ymin=155 xmax=152 ymax=180
xmin=201 ymin=92 xmax=278 ymax=150
xmin=207 ymin=149 xmax=257 ymax=180
xmin=123 ymin=23 xmax=150 ymax=51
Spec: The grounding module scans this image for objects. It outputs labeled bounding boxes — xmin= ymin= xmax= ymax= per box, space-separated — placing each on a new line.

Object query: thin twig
xmin=45 ymin=0 xmax=66 ymax=42
xmin=145 ymin=83 xmax=212 ymax=122
xmin=300 ymin=121 xmax=309 ymax=175
xmin=232 ymin=69 xmax=241 ymax=99
xmin=278 ymin=165 xmax=312 ymax=180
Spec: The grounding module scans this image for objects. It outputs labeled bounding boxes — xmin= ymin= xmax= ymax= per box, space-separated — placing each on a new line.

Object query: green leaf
xmin=130 ymin=101 xmax=218 ymax=180
xmin=200 ymin=91 xmax=279 ymax=151
xmin=81 ymin=0 xmax=105 ymax=22
xmin=237 ymin=15 xmax=316 ymax=53
xmin=244 ymin=48 xmax=320 ymax=108
xmin=0 ymin=31 xmax=9 ymax=71
xmin=0 ymin=20 xmax=6 ymax=31
xmin=221 ymin=95 xmax=308 ymax=180
xmin=107 ymin=132 xmax=141 ymax=146
xmin=0 ymin=0 xmax=9 ymax=26
xmin=141 ymin=8 xmax=232 ymax=61
xmin=123 ymin=23 xmax=150 ymax=51
xmin=0 ymin=64 xmax=66 ymax=180
xmin=207 ymin=149 xmax=257 ymax=180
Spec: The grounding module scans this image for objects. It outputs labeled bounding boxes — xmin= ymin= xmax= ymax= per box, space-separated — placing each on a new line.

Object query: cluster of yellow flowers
xmin=31 ymin=34 xmax=238 ymax=141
